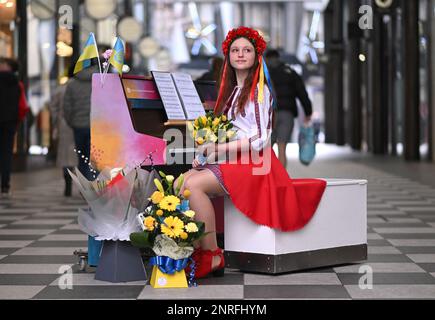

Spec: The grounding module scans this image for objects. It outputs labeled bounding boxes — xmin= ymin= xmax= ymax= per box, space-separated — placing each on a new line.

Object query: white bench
xmin=223 ymin=179 xmax=368 ymax=274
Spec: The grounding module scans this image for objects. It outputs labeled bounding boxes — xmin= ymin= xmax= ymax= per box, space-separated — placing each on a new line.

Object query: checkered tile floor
xmin=1 ymin=145 xmax=435 ymax=299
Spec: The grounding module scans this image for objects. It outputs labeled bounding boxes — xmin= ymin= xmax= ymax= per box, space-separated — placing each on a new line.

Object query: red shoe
xmin=194 ymin=248 xmax=225 ymax=279
xmin=192 ymin=247 xmax=203 ymax=259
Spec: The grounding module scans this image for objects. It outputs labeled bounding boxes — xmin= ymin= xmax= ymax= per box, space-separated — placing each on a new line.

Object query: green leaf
xmin=130 ymin=232 xmax=152 ymax=248
xmin=196 ymin=221 xmax=206 ymax=233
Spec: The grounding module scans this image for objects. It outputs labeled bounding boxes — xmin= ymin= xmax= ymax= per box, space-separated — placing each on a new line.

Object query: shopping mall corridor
xmin=1 ymin=144 xmax=435 ymax=299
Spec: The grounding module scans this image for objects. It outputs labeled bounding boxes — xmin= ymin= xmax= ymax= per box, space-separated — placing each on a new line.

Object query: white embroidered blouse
xmin=223 ymin=84 xmax=273 ymax=151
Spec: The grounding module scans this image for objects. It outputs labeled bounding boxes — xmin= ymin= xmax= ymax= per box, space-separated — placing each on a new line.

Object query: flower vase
xmin=88 ymin=235 xmax=103 ymax=267
xmin=149 ymin=265 xmax=188 ymax=288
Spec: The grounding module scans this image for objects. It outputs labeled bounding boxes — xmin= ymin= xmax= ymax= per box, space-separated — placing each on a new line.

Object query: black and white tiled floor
xmin=1 ymin=145 xmax=435 ymax=299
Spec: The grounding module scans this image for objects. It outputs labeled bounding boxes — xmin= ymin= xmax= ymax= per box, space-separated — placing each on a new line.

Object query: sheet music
xmin=151 ymin=71 xmax=186 ymax=120
xmin=171 ymin=73 xmax=206 ymax=120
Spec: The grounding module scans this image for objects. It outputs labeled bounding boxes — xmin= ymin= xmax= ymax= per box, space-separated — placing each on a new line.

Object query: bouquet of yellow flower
xmin=130 ymin=171 xmax=206 ymax=287
xmin=188 ymin=111 xmax=237 ymax=146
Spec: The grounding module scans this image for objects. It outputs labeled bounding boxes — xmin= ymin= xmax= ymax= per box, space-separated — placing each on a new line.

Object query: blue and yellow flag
xmin=74 ymin=33 xmax=99 ymax=74
xmin=109 ymin=38 xmax=125 ymax=75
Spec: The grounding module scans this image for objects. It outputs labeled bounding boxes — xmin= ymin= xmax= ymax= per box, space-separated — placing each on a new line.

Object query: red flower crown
xmin=222 ymin=26 xmax=267 ymax=56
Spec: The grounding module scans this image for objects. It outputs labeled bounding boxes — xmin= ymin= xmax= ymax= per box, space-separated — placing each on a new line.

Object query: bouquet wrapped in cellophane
xmin=130 ymin=171 xmax=207 ymax=287
xmin=188 ymin=111 xmax=237 ymax=165
xmin=69 ymin=167 xmax=158 ymax=241
xmin=188 ymin=111 xmax=237 ymax=145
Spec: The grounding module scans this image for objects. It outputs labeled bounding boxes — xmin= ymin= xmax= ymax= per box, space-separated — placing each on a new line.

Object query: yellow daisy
xmin=161 ymin=216 xmax=184 ymax=238
xmin=185 ymin=222 xmax=199 ymax=233
xmin=159 ymin=195 xmax=181 ymax=212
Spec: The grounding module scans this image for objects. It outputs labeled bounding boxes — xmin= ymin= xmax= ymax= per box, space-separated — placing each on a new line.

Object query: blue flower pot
xmin=88 ymin=235 xmax=103 ymax=267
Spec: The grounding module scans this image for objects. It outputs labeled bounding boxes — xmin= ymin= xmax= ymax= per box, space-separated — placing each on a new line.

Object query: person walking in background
xmin=6 ymin=59 xmax=30 ymax=128
xmin=48 ymin=68 xmax=77 ymax=197
xmin=0 ymin=57 xmax=29 ymax=197
xmin=63 ymin=64 xmax=99 ymax=180
xmin=265 ymin=49 xmax=312 ymax=169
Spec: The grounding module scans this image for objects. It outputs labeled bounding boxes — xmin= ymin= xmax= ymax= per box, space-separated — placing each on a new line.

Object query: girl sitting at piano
xmin=175 ymin=27 xmax=326 ymax=279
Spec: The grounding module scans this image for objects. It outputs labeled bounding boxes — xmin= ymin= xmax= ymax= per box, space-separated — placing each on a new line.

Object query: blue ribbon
xmin=149 ymin=256 xmax=189 ymax=275
xmin=176 ymin=200 xmax=190 ymax=212
xmin=187 ymin=257 xmax=197 ymax=287
xmin=262 ymin=58 xmax=278 ymax=109
xmin=149 ymin=256 xmax=197 ymax=287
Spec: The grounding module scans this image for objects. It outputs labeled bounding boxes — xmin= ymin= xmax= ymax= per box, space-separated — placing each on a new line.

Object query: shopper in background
xmin=0 ymin=57 xmax=29 ymax=197
xmin=265 ymin=49 xmax=312 ymax=169
xmin=48 ymin=67 xmax=77 ymax=197
xmin=63 ymin=63 xmax=99 ymax=180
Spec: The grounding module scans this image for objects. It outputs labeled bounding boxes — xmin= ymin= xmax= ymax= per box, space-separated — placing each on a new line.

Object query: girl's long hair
xmin=215 ymin=50 xmax=260 ymax=115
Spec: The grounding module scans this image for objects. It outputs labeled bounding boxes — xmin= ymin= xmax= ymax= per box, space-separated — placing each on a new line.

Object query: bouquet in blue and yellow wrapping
xmin=130 ymin=171 xmax=207 ymax=288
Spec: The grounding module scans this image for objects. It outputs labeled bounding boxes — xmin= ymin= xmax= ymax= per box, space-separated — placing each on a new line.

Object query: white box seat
xmin=223 ymin=179 xmax=368 ymax=274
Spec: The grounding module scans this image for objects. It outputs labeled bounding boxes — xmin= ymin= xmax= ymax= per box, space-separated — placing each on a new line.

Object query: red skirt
xmin=219 ymin=147 xmax=326 ymax=232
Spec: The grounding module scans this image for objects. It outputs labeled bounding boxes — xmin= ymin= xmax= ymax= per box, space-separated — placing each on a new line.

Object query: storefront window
xmin=419 ymin=0 xmax=432 ymax=159
xmin=0 ymin=1 xmax=15 ymax=60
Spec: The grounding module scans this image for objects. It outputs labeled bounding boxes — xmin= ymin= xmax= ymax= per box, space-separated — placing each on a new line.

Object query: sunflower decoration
xmin=188 ymin=111 xmax=237 ymax=146
xmin=130 ymin=171 xmax=206 ymax=261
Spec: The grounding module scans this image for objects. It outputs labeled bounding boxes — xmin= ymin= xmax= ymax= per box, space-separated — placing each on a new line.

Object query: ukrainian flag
xmin=74 ymin=33 xmax=99 ymax=74
xmin=109 ymin=38 xmax=125 ymax=75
